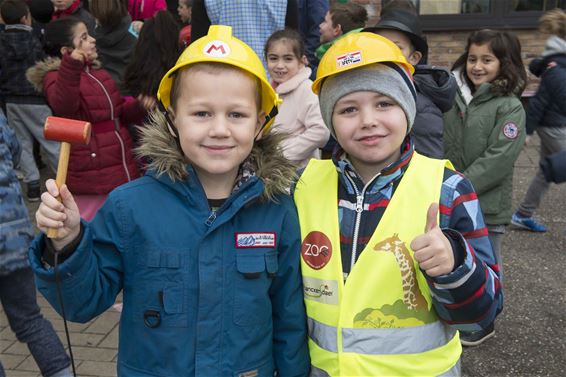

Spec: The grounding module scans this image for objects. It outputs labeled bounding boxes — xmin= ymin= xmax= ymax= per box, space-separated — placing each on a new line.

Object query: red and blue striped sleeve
xmin=429 ymin=169 xmax=503 ymax=331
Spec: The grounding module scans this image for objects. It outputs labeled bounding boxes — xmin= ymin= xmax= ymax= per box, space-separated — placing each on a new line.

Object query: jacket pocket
xmin=132 ymin=249 xmax=188 ymax=328
xmin=233 ymin=250 xmax=278 ymax=326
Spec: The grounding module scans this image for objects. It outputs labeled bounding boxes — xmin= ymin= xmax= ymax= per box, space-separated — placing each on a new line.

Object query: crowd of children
xmin=0 ymin=0 xmax=564 ymax=375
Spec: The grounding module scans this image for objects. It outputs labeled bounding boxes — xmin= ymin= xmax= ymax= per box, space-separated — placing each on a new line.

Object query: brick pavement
xmin=0 ymin=294 xmax=120 ymax=377
xmin=0 ymin=135 xmax=564 ymax=376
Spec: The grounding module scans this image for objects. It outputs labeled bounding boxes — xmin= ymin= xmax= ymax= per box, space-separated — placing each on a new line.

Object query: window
xmin=382 ymin=0 xmax=566 ymax=30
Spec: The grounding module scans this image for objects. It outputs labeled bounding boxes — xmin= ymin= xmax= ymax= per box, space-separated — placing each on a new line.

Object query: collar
xmin=333 ymin=136 xmax=414 ymax=191
xmin=272 ymin=66 xmax=312 ymax=95
xmin=315 ymin=28 xmax=364 ymax=60
xmin=4 ymin=24 xmax=33 ymax=32
xmin=52 ymin=0 xmax=81 ymax=20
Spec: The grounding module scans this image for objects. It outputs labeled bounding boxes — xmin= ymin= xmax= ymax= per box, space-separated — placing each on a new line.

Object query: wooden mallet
xmin=44 ymin=116 xmax=92 ymax=238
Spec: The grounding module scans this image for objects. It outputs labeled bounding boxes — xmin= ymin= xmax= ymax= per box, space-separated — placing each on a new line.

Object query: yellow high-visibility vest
xmin=294 ymin=153 xmax=462 ymax=377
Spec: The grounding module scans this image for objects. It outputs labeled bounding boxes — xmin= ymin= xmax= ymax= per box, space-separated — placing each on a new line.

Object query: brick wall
xmin=349 ymin=0 xmax=546 ymax=93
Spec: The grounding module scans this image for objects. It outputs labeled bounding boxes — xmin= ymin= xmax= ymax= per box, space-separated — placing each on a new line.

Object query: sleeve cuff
xmin=42 ymin=223 xmax=85 ymax=267
xmin=443 ymin=228 xmax=467 ymax=269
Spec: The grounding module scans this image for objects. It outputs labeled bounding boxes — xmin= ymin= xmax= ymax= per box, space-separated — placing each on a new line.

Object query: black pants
xmin=0 ymin=267 xmax=70 ymax=376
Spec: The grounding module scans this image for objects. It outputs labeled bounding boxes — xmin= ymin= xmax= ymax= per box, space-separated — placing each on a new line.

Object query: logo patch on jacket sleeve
xmin=235 ymin=232 xmax=276 ymax=248
xmin=502 ymin=122 xmax=519 ymax=139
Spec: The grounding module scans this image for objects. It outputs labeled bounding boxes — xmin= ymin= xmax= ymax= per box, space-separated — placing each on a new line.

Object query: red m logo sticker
xmin=206 ymin=44 xmax=226 ymax=54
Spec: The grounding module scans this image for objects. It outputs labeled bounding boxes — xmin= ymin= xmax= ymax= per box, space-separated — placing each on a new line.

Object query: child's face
xmin=319 ymin=11 xmax=340 ymax=44
xmin=375 ymin=29 xmax=421 ymax=66
xmin=332 ymin=91 xmax=407 ymax=174
xmin=177 ymin=1 xmax=191 ymax=23
xmin=170 ymin=68 xmax=262 ymax=182
xmin=267 ymin=40 xmax=304 ymax=85
xmin=51 ymin=0 xmax=75 ymax=11
xmin=71 ymin=22 xmax=97 ymax=61
xmin=466 ymin=43 xmax=500 ymax=89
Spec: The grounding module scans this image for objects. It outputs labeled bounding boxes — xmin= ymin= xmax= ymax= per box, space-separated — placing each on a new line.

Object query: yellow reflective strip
xmin=342 ymin=321 xmax=457 ymax=355
xmin=308 ymin=317 xmax=338 ymax=353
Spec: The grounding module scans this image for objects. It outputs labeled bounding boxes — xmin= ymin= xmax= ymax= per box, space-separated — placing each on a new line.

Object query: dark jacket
xmin=541 ymin=149 xmax=566 ymax=184
xmin=27 ymin=55 xmax=143 ymax=194
xmin=525 ymin=50 xmax=566 ymax=135
xmin=29 ymin=111 xmax=310 ymax=376
xmin=0 ymin=113 xmax=33 ymax=275
xmin=0 ymin=25 xmax=45 ymax=103
xmin=297 ymin=0 xmax=328 ymax=77
xmin=412 ymin=65 xmax=457 ymax=159
xmin=94 ymin=15 xmax=137 ymax=95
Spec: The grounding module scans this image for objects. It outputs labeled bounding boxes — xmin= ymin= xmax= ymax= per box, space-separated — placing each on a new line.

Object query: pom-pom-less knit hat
xmin=318 ymin=62 xmax=417 ymax=138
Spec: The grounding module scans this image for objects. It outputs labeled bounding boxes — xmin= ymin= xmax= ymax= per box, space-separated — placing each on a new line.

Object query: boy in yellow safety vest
xmin=293 ymin=32 xmax=502 ymax=376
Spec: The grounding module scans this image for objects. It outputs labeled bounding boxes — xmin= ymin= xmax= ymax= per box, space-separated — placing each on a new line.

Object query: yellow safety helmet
xmin=157 ymin=25 xmax=281 ymax=132
xmin=312 ymin=32 xmax=415 ymax=95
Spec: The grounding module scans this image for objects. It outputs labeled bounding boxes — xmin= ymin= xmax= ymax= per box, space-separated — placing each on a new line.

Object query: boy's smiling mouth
xmin=203 ymin=145 xmax=235 ymax=152
xmin=357 ymin=134 xmax=387 ymax=145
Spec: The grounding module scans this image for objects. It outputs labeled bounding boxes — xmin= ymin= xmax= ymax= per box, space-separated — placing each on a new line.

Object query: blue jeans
xmin=0 ymin=267 xmax=70 ymax=377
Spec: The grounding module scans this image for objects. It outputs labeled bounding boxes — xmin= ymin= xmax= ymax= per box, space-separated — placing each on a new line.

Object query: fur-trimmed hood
xmin=136 ymin=111 xmax=297 ymax=202
xmin=26 ymin=56 xmax=102 ymax=93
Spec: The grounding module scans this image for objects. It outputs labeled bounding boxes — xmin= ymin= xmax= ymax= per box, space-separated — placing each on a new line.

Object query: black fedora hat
xmin=363 ymin=9 xmax=428 ymax=62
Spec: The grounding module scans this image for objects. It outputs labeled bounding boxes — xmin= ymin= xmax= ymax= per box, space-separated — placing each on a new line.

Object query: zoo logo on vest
xmin=301 ymin=231 xmax=332 ymax=269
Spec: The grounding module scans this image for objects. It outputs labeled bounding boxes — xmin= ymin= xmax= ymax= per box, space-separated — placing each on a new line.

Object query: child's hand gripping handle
xmin=43 ymin=117 xmax=91 ymax=238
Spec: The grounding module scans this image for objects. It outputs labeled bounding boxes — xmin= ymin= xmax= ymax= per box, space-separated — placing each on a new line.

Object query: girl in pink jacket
xmin=265 ymin=29 xmax=330 ymax=168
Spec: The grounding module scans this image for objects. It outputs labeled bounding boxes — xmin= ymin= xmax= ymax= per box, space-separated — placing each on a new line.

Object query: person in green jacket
xmin=444 ymin=29 xmax=527 ymax=347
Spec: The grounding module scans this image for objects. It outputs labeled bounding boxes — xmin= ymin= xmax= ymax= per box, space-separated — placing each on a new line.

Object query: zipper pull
xmin=356 ymin=195 xmax=364 ymax=213
xmin=205 ymin=211 xmax=217 ymax=226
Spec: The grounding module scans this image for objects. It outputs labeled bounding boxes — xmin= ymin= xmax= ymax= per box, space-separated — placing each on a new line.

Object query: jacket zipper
xmin=344 ymin=172 xmax=380 ymax=274
xmin=86 ymin=69 xmax=132 ymax=182
xmin=204 ymin=182 xmax=258 ymax=228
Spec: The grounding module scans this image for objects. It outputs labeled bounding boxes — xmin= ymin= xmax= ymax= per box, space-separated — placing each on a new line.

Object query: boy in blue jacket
xmin=29 ymin=25 xmax=309 ymax=377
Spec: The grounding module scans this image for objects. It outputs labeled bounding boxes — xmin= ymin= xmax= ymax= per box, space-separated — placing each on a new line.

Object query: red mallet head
xmin=44 ymin=116 xmax=91 ymax=144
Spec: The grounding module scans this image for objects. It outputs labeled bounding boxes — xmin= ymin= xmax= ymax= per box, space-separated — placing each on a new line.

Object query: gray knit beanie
xmin=319 ymin=63 xmax=417 ymax=138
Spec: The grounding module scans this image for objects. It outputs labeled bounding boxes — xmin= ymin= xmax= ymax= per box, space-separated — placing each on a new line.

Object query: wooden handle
xmin=47 ymin=142 xmax=71 ymax=239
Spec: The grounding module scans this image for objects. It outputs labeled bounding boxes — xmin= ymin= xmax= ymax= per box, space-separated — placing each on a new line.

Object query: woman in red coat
xmin=27 ymin=17 xmax=148 ymax=220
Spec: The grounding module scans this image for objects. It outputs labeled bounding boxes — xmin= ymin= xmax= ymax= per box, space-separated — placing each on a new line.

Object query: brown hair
xmin=538 ymin=8 xmax=566 ymax=39
xmin=452 ymin=29 xmax=526 ymax=96
xmin=329 ymin=2 xmax=368 ymax=34
xmin=264 ymin=28 xmax=305 ymax=61
xmin=169 ymin=63 xmax=261 ymax=112
xmin=89 ymin=0 xmax=128 ymax=28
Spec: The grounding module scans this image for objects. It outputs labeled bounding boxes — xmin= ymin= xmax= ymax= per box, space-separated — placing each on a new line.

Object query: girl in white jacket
xmin=265 ymin=29 xmax=330 ymax=167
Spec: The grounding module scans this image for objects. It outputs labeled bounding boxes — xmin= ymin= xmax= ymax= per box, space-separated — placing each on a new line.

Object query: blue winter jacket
xmin=29 ymin=112 xmax=310 ymax=376
xmin=1 ymin=110 xmax=34 ymax=275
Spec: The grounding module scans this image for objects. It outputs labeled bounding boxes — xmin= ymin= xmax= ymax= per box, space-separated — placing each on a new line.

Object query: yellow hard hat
xmin=157 ymin=25 xmax=281 ymax=132
xmin=312 ymin=32 xmax=415 ymax=95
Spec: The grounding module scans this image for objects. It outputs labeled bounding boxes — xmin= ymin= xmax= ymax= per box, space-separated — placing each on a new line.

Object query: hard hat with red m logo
xmin=157 ymin=25 xmax=281 ymax=132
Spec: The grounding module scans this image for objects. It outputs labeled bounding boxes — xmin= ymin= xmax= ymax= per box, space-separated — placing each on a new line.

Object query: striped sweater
xmin=333 ymin=137 xmax=502 ymax=332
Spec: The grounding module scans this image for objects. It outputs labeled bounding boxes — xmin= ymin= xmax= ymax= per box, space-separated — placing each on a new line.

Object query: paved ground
xmin=0 ymin=135 xmax=564 ymax=376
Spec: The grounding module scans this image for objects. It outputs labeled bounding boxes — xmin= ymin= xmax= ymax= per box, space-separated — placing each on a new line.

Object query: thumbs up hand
xmin=410 ymin=203 xmax=455 ymax=277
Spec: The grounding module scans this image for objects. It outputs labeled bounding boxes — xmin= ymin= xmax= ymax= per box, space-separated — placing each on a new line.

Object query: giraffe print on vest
xmin=374 ymin=234 xmax=428 ymax=311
